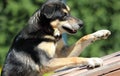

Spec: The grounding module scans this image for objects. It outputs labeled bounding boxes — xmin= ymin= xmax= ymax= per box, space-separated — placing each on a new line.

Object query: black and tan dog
xmin=1 ymin=0 xmax=111 ymax=76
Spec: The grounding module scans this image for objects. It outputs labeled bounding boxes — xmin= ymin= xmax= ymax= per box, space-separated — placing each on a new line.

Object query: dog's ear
xmin=41 ymin=4 xmax=56 ymax=18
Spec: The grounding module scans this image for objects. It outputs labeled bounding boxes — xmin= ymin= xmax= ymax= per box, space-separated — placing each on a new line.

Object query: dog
xmin=1 ymin=0 xmax=111 ymax=76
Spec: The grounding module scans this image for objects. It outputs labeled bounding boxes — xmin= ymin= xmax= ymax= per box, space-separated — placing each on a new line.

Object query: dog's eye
xmin=63 ymin=12 xmax=68 ymax=17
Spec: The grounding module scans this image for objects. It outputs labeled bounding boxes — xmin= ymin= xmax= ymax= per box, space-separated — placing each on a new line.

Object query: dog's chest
xmin=37 ymin=42 xmax=57 ymax=58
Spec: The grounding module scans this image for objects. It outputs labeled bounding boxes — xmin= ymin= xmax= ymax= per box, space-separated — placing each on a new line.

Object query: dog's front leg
xmin=68 ymin=30 xmax=111 ymax=57
xmin=42 ymin=57 xmax=103 ymax=73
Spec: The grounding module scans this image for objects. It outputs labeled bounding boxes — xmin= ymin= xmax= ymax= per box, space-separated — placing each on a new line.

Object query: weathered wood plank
xmin=52 ymin=51 xmax=120 ymax=76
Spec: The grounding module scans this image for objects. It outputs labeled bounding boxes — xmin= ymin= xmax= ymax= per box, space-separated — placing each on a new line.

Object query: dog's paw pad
xmin=87 ymin=58 xmax=103 ymax=68
xmin=92 ymin=30 xmax=111 ymax=39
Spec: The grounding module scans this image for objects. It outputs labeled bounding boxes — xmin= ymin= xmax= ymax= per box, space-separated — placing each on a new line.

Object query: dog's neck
xmin=54 ymin=28 xmax=62 ymax=41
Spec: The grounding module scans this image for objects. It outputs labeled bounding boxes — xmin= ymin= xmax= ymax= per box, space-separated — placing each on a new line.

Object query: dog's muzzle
xmin=62 ymin=20 xmax=84 ymax=34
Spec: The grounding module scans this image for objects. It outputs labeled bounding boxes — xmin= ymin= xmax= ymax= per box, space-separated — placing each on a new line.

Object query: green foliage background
xmin=0 ymin=0 xmax=120 ymax=67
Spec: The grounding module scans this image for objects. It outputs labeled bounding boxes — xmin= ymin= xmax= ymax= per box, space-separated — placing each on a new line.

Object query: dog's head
xmin=39 ymin=0 xmax=83 ymax=35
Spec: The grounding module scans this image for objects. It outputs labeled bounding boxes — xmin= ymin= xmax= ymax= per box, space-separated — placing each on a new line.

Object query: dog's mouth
xmin=62 ymin=26 xmax=77 ymax=34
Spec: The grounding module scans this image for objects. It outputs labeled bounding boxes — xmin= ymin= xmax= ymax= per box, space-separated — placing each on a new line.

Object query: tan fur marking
xmin=50 ymin=19 xmax=59 ymax=28
xmin=37 ymin=42 xmax=56 ymax=58
xmin=46 ymin=57 xmax=88 ymax=69
xmin=66 ymin=5 xmax=70 ymax=11
xmin=59 ymin=21 xmax=68 ymax=25
xmin=78 ymin=34 xmax=93 ymax=43
xmin=62 ymin=9 xmax=69 ymax=14
xmin=36 ymin=65 xmax=40 ymax=72
xmin=54 ymin=28 xmax=61 ymax=36
xmin=43 ymin=35 xmax=55 ymax=40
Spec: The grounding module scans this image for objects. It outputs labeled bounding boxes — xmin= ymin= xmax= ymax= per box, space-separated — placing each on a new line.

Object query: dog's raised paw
xmin=92 ymin=30 xmax=111 ymax=40
xmin=86 ymin=58 xmax=103 ymax=68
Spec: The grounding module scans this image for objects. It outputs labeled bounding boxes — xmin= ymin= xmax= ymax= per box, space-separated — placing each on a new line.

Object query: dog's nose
xmin=78 ymin=23 xmax=84 ymax=28
xmin=78 ymin=20 xmax=84 ymax=28
xmin=78 ymin=21 xmax=84 ymax=28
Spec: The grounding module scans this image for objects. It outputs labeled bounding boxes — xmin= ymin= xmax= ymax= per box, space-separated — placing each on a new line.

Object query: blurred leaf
xmin=0 ymin=33 xmax=6 ymax=44
xmin=113 ymin=0 xmax=120 ymax=11
xmin=111 ymin=14 xmax=120 ymax=30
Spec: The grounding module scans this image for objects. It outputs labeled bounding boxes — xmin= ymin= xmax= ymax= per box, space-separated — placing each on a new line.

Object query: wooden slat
xmin=102 ymin=51 xmax=120 ymax=60
xmin=52 ymin=51 xmax=120 ymax=76
xmin=105 ymin=69 xmax=120 ymax=76
xmin=80 ymin=62 xmax=120 ymax=76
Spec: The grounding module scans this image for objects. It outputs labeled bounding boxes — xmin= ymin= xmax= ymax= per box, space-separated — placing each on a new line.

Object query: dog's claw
xmin=87 ymin=58 xmax=103 ymax=68
xmin=92 ymin=30 xmax=111 ymax=40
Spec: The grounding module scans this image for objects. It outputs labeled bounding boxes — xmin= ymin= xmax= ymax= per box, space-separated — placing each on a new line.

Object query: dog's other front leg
xmin=68 ymin=30 xmax=111 ymax=57
xmin=42 ymin=57 xmax=103 ymax=73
